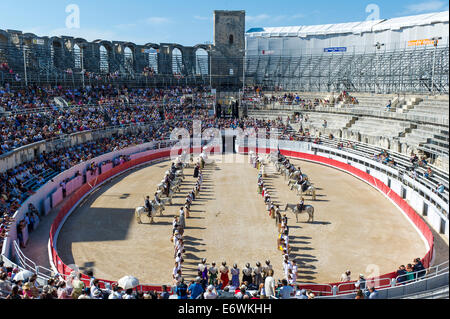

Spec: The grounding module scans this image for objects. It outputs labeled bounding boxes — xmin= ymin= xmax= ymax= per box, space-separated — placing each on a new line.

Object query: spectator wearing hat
xmin=108 ymin=284 xmax=123 ymax=299
xmin=354 ymin=274 xmax=366 ymax=291
xmin=203 ymin=285 xmax=218 ymax=299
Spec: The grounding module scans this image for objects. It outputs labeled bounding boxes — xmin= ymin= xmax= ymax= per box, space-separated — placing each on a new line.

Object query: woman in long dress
xmin=253 ymin=262 xmax=263 ymax=287
xmin=242 ymin=263 xmax=253 ymax=286
xmin=179 ymin=207 xmax=186 ymax=229
xmin=219 ymin=262 xmax=230 ymax=289
xmin=230 ymin=264 xmax=240 ymax=288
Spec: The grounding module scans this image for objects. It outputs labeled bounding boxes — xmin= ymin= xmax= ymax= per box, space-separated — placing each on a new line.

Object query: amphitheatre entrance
xmin=56 ymin=154 xmax=428 ymax=285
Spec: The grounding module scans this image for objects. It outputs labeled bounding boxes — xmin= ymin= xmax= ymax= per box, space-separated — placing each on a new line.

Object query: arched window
xmin=124 ymin=46 xmax=134 ymax=72
xmin=74 ymin=44 xmax=82 ymax=69
xmin=195 ymin=48 xmax=208 ymax=75
xmin=172 ymin=48 xmax=183 ymax=74
xmin=99 ymin=45 xmax=109 ymax=73
xmin=147 ymin=47 xmax=158 ymax=73
xmin=229 ymin=34 xmax=234 ymax=45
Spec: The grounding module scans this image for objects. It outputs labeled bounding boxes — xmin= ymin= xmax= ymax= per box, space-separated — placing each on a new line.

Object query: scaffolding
xmin=0 ymin=36 xmax=449 ymax=94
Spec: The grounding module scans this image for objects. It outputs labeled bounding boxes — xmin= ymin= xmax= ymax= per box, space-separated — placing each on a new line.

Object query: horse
xmin=288 ymin=170 xmax=301 ymax=181
xmin=291 ymin=183 xmax=317 ymax=200
xmin=156 ymin=189 xmax=174 ymax=200
xmin=284 ymin=203 xmax=314 ymax=223
xmin=135 ymin=206 xmax=154 ymax=224
xmin=151 ymin=200 xmax=169 ymax=216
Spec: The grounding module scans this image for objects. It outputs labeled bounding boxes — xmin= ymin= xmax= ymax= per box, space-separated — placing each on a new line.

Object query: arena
xmin=56 ymin=154 xmax=428 ymax=285
xmin=0 ymin=4 xmax=449 ymax=302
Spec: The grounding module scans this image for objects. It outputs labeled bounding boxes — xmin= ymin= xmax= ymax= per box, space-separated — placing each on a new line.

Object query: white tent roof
xmin=246 ymin=11 xmax=449 ymax=37
xmin=372 ymin=11 xmax=449 ymax=31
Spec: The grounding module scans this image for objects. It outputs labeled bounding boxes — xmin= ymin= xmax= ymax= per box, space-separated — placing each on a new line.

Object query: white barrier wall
xmin=239 ymin=138 xmax=448 ymax=240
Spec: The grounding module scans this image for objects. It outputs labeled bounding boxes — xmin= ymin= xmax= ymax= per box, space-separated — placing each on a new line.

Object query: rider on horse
xmin=154 ymin=192 xmax=161 ymax=205
xmin=145 ymin=196 xmax=153 ymax=217
xmin=297 ymin=197 xmax=305 ymax=212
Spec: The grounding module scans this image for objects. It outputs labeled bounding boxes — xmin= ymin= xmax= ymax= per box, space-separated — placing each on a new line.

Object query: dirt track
xmin=57 ymin=154 xmax=428 ymax=285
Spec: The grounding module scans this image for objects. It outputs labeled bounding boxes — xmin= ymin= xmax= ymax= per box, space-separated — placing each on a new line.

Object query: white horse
xmin=291 ymin=184 xmax=317 ymax=200
xmin=135 ymin=206 xmax=154 ymax=224
xmin=151 ymin=199 xmax=170 ymax=216
xmin=288 ymin=170 xmax=301 ymax=181
xmin=285 ymin=203 xmax=315 ymax=223
xmin=156 ymin=189 xmax=175 ymax=200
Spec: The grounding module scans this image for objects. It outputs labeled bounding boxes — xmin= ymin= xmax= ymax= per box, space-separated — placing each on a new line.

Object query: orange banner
xmin=408 ymin=39 xmax=434 ymax=46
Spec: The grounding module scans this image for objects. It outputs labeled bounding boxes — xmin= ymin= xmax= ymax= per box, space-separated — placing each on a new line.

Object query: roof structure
xmin=246 ymin=10 xmax=449 ymax=37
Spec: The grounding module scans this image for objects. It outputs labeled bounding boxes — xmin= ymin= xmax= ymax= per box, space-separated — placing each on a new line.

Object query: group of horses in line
xmin=134 ymin=151 xmax=210 ymax=224
xmin=266 ymin=152 xmax=316 ymax=223
xmin=134 ymin=152 xmax=196 ymax=224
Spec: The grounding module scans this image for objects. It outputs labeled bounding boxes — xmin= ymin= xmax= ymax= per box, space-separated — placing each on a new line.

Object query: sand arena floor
xmin=57 ymin=154 xmax=428 ymax=285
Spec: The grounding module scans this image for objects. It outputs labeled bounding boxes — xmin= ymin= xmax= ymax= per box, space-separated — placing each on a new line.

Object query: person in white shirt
xmin=292 ymin=261 xmax=298 ymax=277
xmin=264 ymin=269 xmax=276 ymax=298
xmin=108 ymin=285 xmax=123 ymax=299
xmin=340 ymin=270 xmax=351 ymax=282
xmin=173 ymin=261 xmax=181 ymax=279
xmin=203 ymin=285 xmax=218 ymax=299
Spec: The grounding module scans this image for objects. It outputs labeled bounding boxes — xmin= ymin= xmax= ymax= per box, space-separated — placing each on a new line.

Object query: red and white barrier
xmin=238 ymin=146 xmax=435 ymax=295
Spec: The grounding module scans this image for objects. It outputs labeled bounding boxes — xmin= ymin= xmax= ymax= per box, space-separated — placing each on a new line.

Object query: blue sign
xmin=324 ymin=47 xmax=347 ymax=53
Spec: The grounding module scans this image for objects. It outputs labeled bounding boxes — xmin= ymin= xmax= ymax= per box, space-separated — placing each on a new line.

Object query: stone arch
xmin=194 ymin=47 xmax=209 ymax=75
xmin=172 ymin=47 xmax=183 ymax=74
xmin=144 ymin=43 xmax=160 ymax=74
xmin=123 ymin=43 xmax=135 ymax=72
xmin=95 ymin=41 xmax=112 ymax=73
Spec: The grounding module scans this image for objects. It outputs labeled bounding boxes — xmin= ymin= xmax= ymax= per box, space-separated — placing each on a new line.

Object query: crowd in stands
xmin=0 ymin=84 xmax=445 ymax=300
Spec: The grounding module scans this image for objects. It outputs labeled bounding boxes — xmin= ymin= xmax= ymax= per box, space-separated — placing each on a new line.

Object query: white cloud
xmin=114 ymin=23 xmax=138 ymax=30
xmin=145 ymin=17 xmax=171 ymax=25
xmin=405 ymin=1 xmax=446 ymax=13
xmin=194 ymin=15 xmax=211 ymax=21
xmin=291 ymin=13 xmax=305 ymax=19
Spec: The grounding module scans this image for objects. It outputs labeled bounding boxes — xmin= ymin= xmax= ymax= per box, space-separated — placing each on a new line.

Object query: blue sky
xmin=0 ymin=0 xmax=448 ymax=45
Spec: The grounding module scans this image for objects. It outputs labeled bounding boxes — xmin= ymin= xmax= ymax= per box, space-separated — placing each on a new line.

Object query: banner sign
xmin=324 ymin=47 xmax=347 ymax=52
xmin=408 ymin=39 xmax=434 ymax=46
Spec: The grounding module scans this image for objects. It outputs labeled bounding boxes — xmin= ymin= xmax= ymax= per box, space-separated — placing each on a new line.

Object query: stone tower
xmin=211 ymin=10 xmax=245 ymax=89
